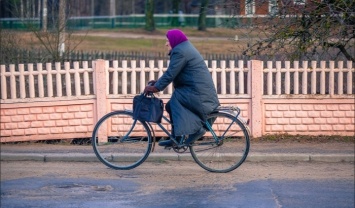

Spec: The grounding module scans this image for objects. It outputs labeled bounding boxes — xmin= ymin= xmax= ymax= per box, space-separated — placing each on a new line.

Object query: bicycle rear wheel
xmin=92 ymin=111 xmax=152 ymax=170
xmin=190 ymin=112 xmax=250 ymax=173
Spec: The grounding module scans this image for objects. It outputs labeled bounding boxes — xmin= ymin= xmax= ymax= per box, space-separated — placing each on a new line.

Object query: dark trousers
xmin=165 ymin=101 xmax=175 ymax=137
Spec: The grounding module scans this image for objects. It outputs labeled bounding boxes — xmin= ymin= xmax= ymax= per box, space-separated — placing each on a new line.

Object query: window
xmin=294 ymin=0 xmax=306 ymax=5
xmin=245 ymin=0 xmax=255 ymax=15
xmin=269 ymin=0 xmax=278 ymax=15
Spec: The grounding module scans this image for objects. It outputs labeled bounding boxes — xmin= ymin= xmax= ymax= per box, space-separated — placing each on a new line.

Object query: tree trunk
xmin=171 ymin=0 xmax=180 ymax=27
xmin=198 ymin=0 xmax=209 ymax=31
xmin=41 ymin=0 xmax=47 ymax=32
xmin=145 ymin=0 xmax=155 ymax=32
xmin=58 ymin=0 xmax=66 ymax=58
xmin=110 ymin=0 xmax=115 ymax=28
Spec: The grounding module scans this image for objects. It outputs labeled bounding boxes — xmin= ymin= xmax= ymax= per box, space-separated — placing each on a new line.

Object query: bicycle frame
xmin=147 ymin=108 xmax=241 ymax=146
xmin=92 ymin=107 xmax=251 ymax=172
xmin=123 ymin=105 xmax=250 ymax=147
xmin=152 ymin=115 xmax=188 ymax=145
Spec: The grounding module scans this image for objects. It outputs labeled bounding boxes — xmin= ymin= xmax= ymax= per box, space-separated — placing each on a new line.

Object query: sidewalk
xmin=1 ymin=141 xmax=354 ymax=163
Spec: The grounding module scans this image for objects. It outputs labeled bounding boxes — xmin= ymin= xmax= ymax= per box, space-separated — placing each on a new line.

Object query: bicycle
xmin=91 ymin=105 xmax=250 ymax=173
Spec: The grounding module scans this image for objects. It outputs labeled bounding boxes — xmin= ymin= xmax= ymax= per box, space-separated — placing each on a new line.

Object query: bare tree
xmin=0 ymin=29 xmax=27 ymax=64
xmin=0 ymin=0 xmax=86 ymax=63
xmin=241 ymin=0 xmax=355 ymax=61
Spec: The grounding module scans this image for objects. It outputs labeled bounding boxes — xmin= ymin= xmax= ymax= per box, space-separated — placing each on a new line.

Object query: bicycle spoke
xmin=190 ymin=112 xmax=250 ymax=173
xmin=92 ymin=111 xmax=152 ymax=170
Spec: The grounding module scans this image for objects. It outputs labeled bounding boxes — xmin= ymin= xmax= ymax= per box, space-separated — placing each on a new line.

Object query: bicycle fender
xmin=216 ymin=107 xmax=251 ymax=136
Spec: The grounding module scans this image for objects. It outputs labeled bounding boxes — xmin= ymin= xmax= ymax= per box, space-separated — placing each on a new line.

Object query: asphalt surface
xmin=2 ymin=176 xmax=354 ymax=208
xmin=1 ymin=141 xmax=354 ymax=163
xmin=1 ymin=141 xmax=354 ymax=208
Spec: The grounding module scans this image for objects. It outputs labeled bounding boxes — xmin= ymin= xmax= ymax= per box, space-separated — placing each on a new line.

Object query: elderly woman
xmin=144 ymin=29 xmax=220 ymax=147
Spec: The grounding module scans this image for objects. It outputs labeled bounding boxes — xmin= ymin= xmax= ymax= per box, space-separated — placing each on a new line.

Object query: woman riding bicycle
xmin=144 ymin=29 xmax=220 ymax=147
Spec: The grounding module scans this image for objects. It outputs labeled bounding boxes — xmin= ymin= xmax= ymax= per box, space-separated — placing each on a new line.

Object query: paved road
xmin=1 ymin=160 xmax=354 ymax=208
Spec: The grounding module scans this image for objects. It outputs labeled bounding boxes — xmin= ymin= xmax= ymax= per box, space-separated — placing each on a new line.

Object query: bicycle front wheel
xmin=92 ymin=111 xmax=152 ymax=170
xmin=190 ymin=112 xmax=250 ymax=173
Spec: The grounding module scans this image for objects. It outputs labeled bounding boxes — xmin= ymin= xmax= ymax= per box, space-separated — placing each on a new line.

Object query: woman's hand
xmin=144 ymin=85 xmax=159 ymax=94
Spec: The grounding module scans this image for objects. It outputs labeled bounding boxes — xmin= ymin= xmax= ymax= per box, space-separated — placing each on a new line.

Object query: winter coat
xmin=155 ymin=41 xmax=220 ymax=136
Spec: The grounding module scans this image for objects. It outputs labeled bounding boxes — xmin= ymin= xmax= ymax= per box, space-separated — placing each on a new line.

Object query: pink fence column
xmin=250 ymin=60 xmax=263 ymax=138
xmin=93 ymin=60 xmax=108 ymax=142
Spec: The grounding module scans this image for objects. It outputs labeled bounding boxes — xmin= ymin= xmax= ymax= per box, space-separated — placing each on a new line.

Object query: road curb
xmin=1 ymin=153 xmax=354 ymax=163
xmin=310 ymin=154 xmax=354 ymax=162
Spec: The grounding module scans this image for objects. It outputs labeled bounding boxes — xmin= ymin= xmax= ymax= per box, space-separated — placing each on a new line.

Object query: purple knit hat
xmin=166 ymin=29 xmax=188 ymax=49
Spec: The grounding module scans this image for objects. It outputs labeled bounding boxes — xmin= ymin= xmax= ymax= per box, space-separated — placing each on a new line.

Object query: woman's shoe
xmin=184 ymin=128 xmax=206 ymax=145
xmin=158 ymin=136 xmax=182 ymax=147
xmin=158 ymin=139 xmax=174 ymax=147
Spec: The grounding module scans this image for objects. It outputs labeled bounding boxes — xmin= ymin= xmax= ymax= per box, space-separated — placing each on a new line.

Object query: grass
xmin=252 ymin=134 xmax=355 ymax=143
xmin=86 ymin=27 xmax=242 ymax=38
xmin=78 ymin=36 xmax=242 ymax=54
xmin=7 ymin=27 xmax=251 ymax=54
xmin=76 ymin=27 xmax=249 ymax=54
xmin=79 ymin=36 xmax=159 ymax=51
xmin=153 ymin=158 xmax=168 ymax=164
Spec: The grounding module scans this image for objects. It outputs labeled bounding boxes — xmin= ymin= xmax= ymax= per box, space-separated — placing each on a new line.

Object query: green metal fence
xmin=1 ymin=14 xmax=254 ymax=30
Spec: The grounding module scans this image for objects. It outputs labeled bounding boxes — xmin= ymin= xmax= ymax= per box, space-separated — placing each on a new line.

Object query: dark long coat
xmin=155 ymin=41 xmax=220 ymax=136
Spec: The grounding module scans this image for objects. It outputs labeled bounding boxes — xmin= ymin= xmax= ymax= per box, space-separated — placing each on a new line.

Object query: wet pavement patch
xmin=1 ymin=177 xmax=139 ymax=208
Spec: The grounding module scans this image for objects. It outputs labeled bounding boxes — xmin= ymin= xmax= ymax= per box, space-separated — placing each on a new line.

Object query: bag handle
xmin=142 ymin=82 xmax=158 ymax=97
xmin=137 ymin=92 xmax=157 ymax=105
xmin=141 ymin=92 xmax=156 ymax=99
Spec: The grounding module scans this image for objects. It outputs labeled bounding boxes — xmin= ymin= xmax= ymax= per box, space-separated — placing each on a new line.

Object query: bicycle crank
xmin=172 ymin=144 xmax=188 ymax=153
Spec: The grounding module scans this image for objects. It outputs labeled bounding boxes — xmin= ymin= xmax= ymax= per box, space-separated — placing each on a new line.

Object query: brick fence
xmin=1 ymin=59 xmax=354 ymax=142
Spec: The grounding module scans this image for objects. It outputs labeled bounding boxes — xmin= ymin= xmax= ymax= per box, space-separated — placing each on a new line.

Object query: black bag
xmin=133 ymin=94 xmax=164 ymax=123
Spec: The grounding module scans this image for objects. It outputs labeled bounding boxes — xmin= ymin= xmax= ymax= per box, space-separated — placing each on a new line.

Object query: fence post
xmin=250 ymin=60 xmax=263 ymax=138
xmin=93 ymin=59 xmax=108 ymax=143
